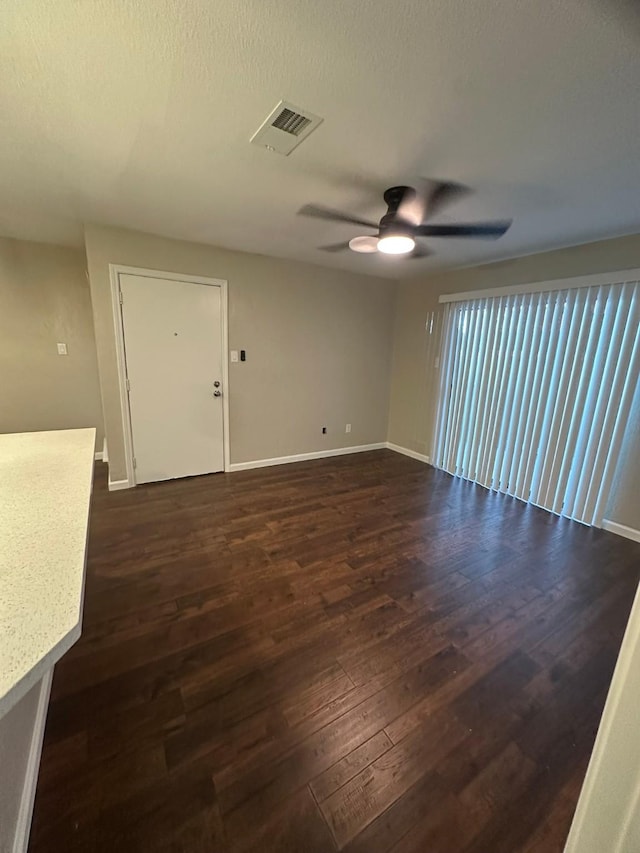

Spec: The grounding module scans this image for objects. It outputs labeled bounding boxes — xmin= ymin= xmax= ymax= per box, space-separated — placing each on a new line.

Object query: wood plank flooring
xmin=29 ymin=450 xmax=640 ymax=852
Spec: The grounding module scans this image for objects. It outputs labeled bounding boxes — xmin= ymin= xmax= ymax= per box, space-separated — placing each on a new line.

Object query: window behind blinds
xmin=432 ymin=279 xmax=640 ymax=526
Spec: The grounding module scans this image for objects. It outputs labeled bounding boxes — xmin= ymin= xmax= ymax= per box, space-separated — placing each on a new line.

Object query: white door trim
xmin=109 ymin=264 xmax=230 ymax=486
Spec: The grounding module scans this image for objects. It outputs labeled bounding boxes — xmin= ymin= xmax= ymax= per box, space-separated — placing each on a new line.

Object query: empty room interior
xmin=2 ymin=2 xmax=640 ymax=851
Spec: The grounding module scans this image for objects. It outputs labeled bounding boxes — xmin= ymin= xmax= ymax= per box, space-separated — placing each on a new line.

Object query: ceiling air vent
xmin=271 ymin=107 xmax=311 ymax=136
xmin=250 ymin=100 xmax=323 ymax=156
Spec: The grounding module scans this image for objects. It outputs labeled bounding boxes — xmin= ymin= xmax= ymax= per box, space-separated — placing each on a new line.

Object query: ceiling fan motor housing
xmin=380 ymin=185 xmax=416 ymax=237
xmin=383 ymin=185 xmax=413 ymax=212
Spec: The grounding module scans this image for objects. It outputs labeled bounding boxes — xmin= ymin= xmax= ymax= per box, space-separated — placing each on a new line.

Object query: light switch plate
xmin=57 ymin=343 xmax=68 ymax=355
xmin=230 ymin=350 xmax=238 ymax=363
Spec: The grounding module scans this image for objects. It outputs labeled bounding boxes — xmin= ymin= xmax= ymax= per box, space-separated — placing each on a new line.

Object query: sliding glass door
xmin=433 ymin=278 xmax=640 ymax=526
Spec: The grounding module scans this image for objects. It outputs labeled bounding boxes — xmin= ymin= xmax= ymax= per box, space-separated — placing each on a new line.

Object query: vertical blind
xmin=433 ymin=278 xmax=640 ymax=526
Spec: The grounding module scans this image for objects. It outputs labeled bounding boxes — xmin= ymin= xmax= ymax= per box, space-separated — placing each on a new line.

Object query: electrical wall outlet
xmin=345 ymin=423 xmax=351 ymax=433
xmin=57 ymin=342 xmax=68 ymax=355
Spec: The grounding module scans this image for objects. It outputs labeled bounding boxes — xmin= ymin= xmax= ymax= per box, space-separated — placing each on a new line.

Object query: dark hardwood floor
xmin=30 ymin=450 xmax=640 ymax=852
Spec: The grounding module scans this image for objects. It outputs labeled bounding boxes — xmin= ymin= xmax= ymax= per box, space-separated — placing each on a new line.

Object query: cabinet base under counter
xmin=0 ymin=670 xmax=52 ymax=853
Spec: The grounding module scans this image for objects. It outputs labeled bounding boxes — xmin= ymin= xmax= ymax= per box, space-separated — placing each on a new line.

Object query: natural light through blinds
xmin=432 ymin=278 xmax=640 ymax=527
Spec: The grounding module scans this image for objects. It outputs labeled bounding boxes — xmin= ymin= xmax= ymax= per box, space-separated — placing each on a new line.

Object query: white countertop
xmin=0 ymin=428 xmax=95 ymax=717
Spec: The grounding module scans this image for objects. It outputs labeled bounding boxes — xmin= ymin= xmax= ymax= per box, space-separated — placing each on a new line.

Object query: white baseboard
xmin=227 ymin=442 xmax=387 ymax=472
xmin=12 ymin=669 xmax=53 ymax=853
xmin=105 ymin=441 xmax=429 ymax=484
xmin=94 ymin=451 xmax=103 ymax=461
xmin=602 ymin=519 xmax=640 ymax=544
xmin=108 ymin=477 xmax=131 ymax=491
xmin=386 ymin=442 xmax=431 ymax=465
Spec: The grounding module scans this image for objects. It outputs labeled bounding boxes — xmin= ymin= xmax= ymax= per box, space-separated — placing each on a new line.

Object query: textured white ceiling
xmin=2 ymin=0 xmax=640 ymax=278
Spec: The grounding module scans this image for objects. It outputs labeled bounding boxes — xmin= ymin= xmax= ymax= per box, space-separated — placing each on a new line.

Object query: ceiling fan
xmin=298 ymin=180 xmax=512 ymax=258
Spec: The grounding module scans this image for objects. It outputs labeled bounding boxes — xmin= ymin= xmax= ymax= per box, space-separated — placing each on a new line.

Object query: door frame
xmin=109 ymin=264 xmax=230 ymax=487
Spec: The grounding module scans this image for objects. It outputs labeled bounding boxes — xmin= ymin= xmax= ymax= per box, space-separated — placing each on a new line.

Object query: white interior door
xmin=119 ymin=273 xmax=225 ymax=484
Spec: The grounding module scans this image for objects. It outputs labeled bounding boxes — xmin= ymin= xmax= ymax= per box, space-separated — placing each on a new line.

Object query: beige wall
xmin=84 ymin=224 xmax=396 ymax=481
xmin=607 ymin=381 xmax=640 ymax=531
xmin=0 ymin=237 xmax=104 ymax=448
xmin=388 ymin=233 xmax=640 ymax=529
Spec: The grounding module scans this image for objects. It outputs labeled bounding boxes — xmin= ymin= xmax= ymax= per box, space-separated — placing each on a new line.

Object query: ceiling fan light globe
xmin=377 ymin=235 xmax=415 ymax=255
xmin=348 ymin=235 xmax=378 ymax=253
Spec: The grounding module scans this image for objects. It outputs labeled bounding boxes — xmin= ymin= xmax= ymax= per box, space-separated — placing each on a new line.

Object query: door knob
xmin=213 ymin=390 xmax=222 ymax=397
xmin=213 ymin=381 xmax=221 ymax=388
